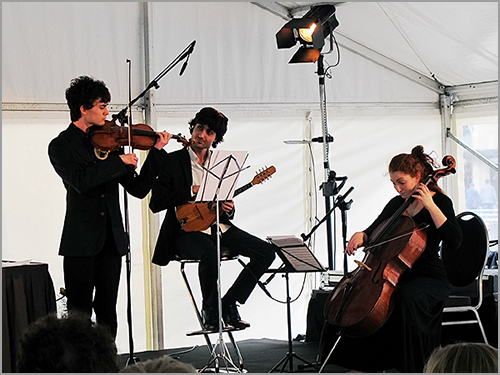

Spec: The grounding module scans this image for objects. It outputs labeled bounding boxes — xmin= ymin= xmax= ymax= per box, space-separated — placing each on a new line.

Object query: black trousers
xmin=63 ymin=229 xmax=122 ymax=338
xmin=175 ymin=225 xmax=276 ymax=310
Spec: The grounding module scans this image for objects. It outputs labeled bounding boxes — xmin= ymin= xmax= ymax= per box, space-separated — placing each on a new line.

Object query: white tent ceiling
xmin=254 ymin=2 xmax=498 ymax=91
xmin=2 ymin=2 xmax=497 ymax=109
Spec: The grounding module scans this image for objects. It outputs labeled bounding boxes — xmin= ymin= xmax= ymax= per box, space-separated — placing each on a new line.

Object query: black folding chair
xmin=441 ymin=211 xmax=490 ymax=344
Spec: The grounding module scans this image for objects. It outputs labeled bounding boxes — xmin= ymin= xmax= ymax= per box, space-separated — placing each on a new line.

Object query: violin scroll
xmin=170 ymin=133 xmax=191 ymax=147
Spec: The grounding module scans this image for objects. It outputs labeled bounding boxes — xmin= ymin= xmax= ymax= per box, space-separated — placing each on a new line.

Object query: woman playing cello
xmin=324 ymin=145 xmax=463 ymax=372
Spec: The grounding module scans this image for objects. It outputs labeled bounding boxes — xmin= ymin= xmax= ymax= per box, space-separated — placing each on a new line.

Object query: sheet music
xmin=267 ymin=235 xmax=305 ymax=248
xmin=267 ymin=235 xmax=326 ymax=272
xmin=196 ymin=150 xmax=248 ymax=202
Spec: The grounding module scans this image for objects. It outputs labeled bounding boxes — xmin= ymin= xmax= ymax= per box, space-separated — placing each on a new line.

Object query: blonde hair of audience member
xmin=424 ymin=342 xmax=498 ymax=373
xmin=119 ymin=355 xmax=197 ymax=373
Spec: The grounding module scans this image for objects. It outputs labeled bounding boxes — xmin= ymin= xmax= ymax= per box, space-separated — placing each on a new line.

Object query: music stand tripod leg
xmin=269 ymin=273 xmax=314 ymax=373
xmin=202 ymin=194 xmax=241 ymax=373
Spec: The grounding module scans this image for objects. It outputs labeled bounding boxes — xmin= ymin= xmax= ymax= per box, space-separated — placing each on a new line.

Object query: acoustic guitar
xmin=176 ymin=166 xmax=276 ymax=232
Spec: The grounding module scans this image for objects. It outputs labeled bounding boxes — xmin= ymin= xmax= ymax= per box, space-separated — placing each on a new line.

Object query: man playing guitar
xmin=149 ymin=107 xmax=275 ymax=331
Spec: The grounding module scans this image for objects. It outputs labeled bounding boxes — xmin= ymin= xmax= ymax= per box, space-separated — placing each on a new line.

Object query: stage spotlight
xmin=276 ymin=4 xmax=339 ymax=63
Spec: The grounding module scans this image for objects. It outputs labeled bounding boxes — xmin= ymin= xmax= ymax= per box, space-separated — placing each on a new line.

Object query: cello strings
xmin=363 ymin=223 xmax=430 ymax=252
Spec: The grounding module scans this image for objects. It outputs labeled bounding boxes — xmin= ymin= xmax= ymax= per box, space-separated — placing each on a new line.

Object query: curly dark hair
xmin=65 ymin=76 xmax=111 ymax=122
xmin=389 ymin=145 xmax=444 ymax=193
xmin=188 ymin=107 xmax=228 ymax=148
xmin=17 ymin=312 xmax=119 ymax=373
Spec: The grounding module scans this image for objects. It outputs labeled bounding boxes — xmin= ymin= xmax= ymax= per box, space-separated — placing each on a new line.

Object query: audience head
xmin=119 ymin=355 xmax=197 ymax=373
xmin=424 ymin=341 xmax=498 ymax=373
xmin=17 ymin=312 xmax=119 ymax=373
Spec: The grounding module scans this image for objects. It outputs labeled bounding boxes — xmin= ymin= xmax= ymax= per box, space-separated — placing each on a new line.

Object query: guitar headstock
xmin=251 ymin=166 xmax=276 ymax=185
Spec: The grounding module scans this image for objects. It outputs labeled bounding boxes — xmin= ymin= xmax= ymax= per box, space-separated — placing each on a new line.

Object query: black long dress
xmin=323 ymin=193 xmax=462 ymax=372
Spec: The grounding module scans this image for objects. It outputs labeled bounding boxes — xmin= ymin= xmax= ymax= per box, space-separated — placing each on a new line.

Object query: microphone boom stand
xmin=301 ymin=186 xmax=353 ymax=249
xmin=117 ymin=41 xmax=195 ymax=366
xmin=298 ymin=186 xmax=353 ymax=372
xmin=113 ymin=40 xmax=196 ymax=124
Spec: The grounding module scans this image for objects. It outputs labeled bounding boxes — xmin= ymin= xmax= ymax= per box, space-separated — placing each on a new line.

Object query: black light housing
xmin=276 ymin=5 xmax=339 ymax=63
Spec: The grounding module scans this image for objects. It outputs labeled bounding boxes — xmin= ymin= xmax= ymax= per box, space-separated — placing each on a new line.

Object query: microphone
xmin=179 ymin=54 xmax=190 ymax=76
xmin=284 ymin=135 xmax=334 ymax=144
xmin=179 ymin=40 xmax=196 ymax=76
xmin=311 ymin=135 xmax=334 ymax=143
xmin=257 ymin=281 xmax=273 ymax=298
xmin=263 ymin=272 xmax=277 ymax=286
xmin=263 ymin=264 xmax=286 ymax=285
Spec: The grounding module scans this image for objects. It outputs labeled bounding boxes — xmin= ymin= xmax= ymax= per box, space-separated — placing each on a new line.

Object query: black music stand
xmin=196 ymin=150 xmax=248 ymax=373
xmin=267 ymin=236 xmax=326 ymax=373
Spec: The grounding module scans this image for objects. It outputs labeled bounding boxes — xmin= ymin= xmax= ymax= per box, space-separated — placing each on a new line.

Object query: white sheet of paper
xmin=195 ymin=150 xmax=248 ymax=202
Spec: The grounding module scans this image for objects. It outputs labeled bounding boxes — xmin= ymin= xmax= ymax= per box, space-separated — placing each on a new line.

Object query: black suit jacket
xmin=150 ymin=147 xmax=233 ymax=266
xmin=49 ymin=123 xmax=167 ymax=257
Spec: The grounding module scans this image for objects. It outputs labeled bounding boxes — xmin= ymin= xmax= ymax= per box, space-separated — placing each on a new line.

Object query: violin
xmin=323 ymin=155 xmax=456 ymax=338
xmin=87 ymin=120 xmax=190 ymax=159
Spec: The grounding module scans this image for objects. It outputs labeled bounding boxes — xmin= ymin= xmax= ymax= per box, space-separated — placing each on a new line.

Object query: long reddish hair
xmin=389 ymin=145 xmax=444 ymax=194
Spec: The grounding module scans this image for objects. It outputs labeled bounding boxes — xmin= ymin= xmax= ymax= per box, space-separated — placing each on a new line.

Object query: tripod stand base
xmin=197 ymin=333 xmax=245 ymax=373
xmin=269 ymin=351 xmax=315 ymax=373
xmin=125 ymin=355 xmax=140 ymax=367
xmin=200 ymin=355 xmax=248 ymax=373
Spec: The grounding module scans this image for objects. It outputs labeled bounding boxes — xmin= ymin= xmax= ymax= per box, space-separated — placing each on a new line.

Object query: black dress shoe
xmin=202 ymin=307 xmax=220 ymax=331
xmin=222 ymin=303 xmax=250 ymax=330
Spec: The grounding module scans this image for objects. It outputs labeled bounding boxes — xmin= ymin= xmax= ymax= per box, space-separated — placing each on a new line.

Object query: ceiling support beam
xmin=334 ymin=32 xmax=444 ymax=94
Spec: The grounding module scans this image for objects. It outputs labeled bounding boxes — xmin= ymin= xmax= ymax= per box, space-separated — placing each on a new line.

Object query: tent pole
xmin=142 ymin=1 xmax=165 ymax=352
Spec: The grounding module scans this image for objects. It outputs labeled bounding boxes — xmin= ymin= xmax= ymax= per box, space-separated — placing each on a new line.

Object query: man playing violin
xmin=323 ymin=145 xmax=463 ymax=373
xmin=149 ymin=107 xmax=275 ymax=331
xmin=48 ymin=75 xmax=171 ymax=338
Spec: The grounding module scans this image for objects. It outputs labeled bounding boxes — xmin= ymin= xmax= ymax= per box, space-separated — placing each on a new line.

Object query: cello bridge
xmin=354 ymin=260 xmax=372 ymax=271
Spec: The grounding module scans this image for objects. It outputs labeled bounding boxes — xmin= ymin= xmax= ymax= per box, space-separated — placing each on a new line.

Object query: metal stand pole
xmin=123 ymin=59 xmax=138 ymax=367
xmin=201 ymin=160 xmax=241 ymax=373
xmin=317 ymin=55 xmax=336 ymax=270
xmin=269 ymin=273 xmax=314 ymax=373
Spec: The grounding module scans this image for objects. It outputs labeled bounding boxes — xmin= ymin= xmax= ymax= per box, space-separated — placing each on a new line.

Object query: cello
xmin=323 ymin=155 xmax=456 ymax=339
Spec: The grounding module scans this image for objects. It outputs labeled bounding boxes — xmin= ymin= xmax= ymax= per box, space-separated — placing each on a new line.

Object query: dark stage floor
xmin=118 ymin=338 xmax=352 ymax=373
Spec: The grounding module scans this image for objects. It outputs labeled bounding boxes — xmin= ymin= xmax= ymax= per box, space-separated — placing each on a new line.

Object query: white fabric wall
xmin=2 ymin=2 xmax=449 ymax=354
xmin=2 ymin=107 xmax=441 ymax=353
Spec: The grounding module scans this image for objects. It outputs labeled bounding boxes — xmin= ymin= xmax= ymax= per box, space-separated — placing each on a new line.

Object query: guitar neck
xmin=234 ymin=182 xmax=253 ymax=197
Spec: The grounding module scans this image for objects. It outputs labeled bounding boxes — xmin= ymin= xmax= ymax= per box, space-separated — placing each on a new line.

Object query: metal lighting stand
xmin=316 ymin=54 xmax=339 ymax=271
xmin=317 ymin=55 xmax=331 ymax=263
